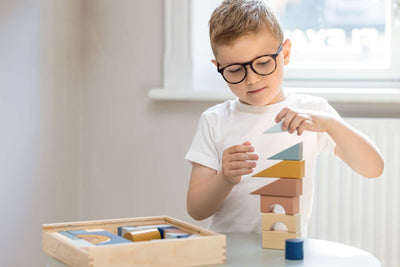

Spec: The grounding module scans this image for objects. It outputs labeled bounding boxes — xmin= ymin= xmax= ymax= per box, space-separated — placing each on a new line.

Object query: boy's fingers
xmin=281 ymin=110 xmax=297 ymax=130
xmin=226 ymin=161 xmax=256 ymax=170
xmin=288 ymin=114 xmax=308 ymax=133
xmin=228 ymin=153 xmax=259 ymax=161
xmin=275 ymin=108 xmax=290 ymax=123
xmin=297 ymin=120 xmax=312 ymax=135
xmin=247 ymin=154 xmax=259 ymax=161
xmin=224 ymin=144 xmax=254 ymax=155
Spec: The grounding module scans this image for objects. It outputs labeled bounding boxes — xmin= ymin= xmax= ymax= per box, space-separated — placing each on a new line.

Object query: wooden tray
xmin=43 ymin=216 xmax=226 ymax=267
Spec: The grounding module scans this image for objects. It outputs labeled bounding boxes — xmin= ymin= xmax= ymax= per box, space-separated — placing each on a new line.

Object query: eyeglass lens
xmin=223 ymin=55 xmax=276 ymax=84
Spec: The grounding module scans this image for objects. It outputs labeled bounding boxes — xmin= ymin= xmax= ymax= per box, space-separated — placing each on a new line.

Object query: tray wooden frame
xmin=43 ymin=216 xmax=226 ymax=267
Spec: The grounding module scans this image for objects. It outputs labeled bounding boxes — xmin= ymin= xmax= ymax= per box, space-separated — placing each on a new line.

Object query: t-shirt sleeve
xmin=185 ymin=113 xmax=220 ymax=171
xmin=316 ymin=98 xmax=341 ymax=156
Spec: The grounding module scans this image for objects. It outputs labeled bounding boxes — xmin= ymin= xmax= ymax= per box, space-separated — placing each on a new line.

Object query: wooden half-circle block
xmin=260 ymin=195 xmax=299 ymax=215
xmin=253 ymin=160 xmax=305 ymax=179
xmin=76 ymin=234 xmax=110 ymax=244
xmin=250 ymin=178 xmax=302 ymax=197
xmin=261 ymin=213 xmax=301 ymax=232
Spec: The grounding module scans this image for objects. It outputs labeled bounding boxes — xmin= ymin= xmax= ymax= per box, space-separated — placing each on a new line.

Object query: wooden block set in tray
xmin=43 ymin=216 xmax=226 ymax=267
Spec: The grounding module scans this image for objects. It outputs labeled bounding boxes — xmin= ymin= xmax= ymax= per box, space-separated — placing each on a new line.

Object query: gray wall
xmin=0 ymin=0 xmax=81 ymax=266
xmin=1 ymin=1 xmax=398 ymax=266
xmin=79 ymin=0 xmax=203 ymax=222
xmin=0 ymin=1 xmax=209 ymax=266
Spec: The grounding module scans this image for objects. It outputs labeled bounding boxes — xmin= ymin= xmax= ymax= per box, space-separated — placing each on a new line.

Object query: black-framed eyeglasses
xmin=216 ymin=44 xmax=283 ymax=84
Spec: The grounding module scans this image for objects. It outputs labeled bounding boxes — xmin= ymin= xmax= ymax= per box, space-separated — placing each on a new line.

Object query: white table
xmin=47 ymin=232 xmax=381 ymax=267
xmin=214 ymin=233 xmax=381 ymax=267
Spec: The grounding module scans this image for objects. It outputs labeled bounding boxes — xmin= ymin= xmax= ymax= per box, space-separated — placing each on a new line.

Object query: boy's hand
xmin=221 ymin=141 xmax=258 ymax=185
xmin=275 ymin=107 xmax=335 ymax=136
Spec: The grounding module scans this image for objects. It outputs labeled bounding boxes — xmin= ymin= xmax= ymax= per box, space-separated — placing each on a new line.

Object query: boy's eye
xmin=227 ymin=66 xmax=242 ymax=73
xmin=257 ymin=60 xmax=271 ymax=66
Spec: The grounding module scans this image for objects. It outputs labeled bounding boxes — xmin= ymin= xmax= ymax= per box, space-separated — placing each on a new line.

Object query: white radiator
xmin=309 ymin=118 xmax=400 ymax=267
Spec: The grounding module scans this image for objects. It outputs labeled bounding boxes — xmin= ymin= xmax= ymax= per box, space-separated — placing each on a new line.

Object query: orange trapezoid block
xmin=252 ymin=160 xmax=305 ymax=179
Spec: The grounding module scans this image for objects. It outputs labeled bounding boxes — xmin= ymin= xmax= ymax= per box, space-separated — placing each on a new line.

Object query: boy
xmin=185 ymin=0 xmax=384 ymax=236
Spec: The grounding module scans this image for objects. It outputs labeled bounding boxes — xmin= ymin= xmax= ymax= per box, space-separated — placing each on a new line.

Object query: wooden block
xmin=262 ymin=230 xmax=301 ymax=249
xmin=158 ymin=226 xmax=178 ymax=238
xmin=250 ymin=178 xmax=302 ymax=197
xmin=118 ymin=224 xmax=173 ymax=237
xmin=118 ymin=226 xmax=137 ymax=237
xmin=261 ymin=213 xmax=301 ymax=232
xmin=53 ymin=232 xmax=79 ymax=242
xmin=260 ymin=195 xmax=299 ymax=215
xmin=69 ymin=229 xmax=104 ymax=234
xmin=268 ymin=142 xmax=303 ymax=161
xmin=123 ymin=228 xmax=161 ymax=242
xmin=163 ymin=229 xmax=191 ymax=239
xmin=68 ymin=230 xmax=132 ymax=246
xmin=264 ymin=121 xmax=286 ymax=134
xmin=58 ymin=231 xmax=80 ymax=240
xmin=285 ymin=239 xmax=304 ymax=260
xmin=165 ymin=232 xmax=192 ymax=239
xmin=253 ymin=160 xmax=305 ymax=179
xmin=163 ymin=228 xmax=190 ymax=234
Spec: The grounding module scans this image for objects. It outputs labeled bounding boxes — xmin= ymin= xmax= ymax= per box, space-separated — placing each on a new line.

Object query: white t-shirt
xmin=185 ymin=92 xmax=340 ymax=237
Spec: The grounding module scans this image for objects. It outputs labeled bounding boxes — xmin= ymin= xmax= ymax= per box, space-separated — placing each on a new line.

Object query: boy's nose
xmin=245 ymin=66 xmax=261 ymax=85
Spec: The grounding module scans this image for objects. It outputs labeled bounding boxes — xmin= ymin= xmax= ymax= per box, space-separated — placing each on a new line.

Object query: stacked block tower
xmin=251 ymin=123 xmax=305 ymax=249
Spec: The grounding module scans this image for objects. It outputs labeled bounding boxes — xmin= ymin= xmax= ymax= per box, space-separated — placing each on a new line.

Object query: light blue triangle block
xmin=264 ymin=121 xmax=286 ymax=134
xmin=268 ymin=142 xmax=303 ymax=160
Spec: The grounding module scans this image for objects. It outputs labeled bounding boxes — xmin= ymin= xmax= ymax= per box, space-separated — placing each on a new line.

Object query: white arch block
xmin=261 ymin=213 xmax=301 ymax=232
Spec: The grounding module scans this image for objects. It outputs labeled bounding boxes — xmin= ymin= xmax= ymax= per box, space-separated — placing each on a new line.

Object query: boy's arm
xmin=186 ymin=163 xmax=234 ymax=221
xmin=329 ymin=118 xmax=384 ymax=178
xmin=187 ymin=142 xmax=258 ymax=221
xmin=276 ymin=108 xmax=384 ymax=179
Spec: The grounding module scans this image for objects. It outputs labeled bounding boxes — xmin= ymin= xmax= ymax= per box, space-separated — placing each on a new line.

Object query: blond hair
xmin=209 ymin=0 xmax=283 ymax=55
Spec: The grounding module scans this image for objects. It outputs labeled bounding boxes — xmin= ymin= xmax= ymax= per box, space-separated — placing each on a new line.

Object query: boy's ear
xmin=282 ymin=39 xmax=291 ymax=65
xmin=211 ymin=59 xmax=218 ymax=68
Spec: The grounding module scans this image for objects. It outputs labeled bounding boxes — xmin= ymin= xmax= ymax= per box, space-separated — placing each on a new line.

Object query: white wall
xmin=0 ymin=0 xmax=81 ymax=265
xmin=79 ymin=0 xmax=211 ymax=224
xmin=0 ymin=1 xmax=212 ymax=266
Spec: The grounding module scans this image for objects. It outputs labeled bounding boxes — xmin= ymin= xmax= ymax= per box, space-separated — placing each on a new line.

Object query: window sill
xmin=148 ymin=88 xmax=400 ymax=103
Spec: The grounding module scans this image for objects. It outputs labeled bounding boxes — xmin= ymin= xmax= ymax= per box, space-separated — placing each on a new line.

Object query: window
xmin=193 ymin=0 xmax=400 ymax=90
xmin=149 ymin=0 xmax=400 ymax=101
xmin=266 ymin=0 xmax=399 ymax=83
